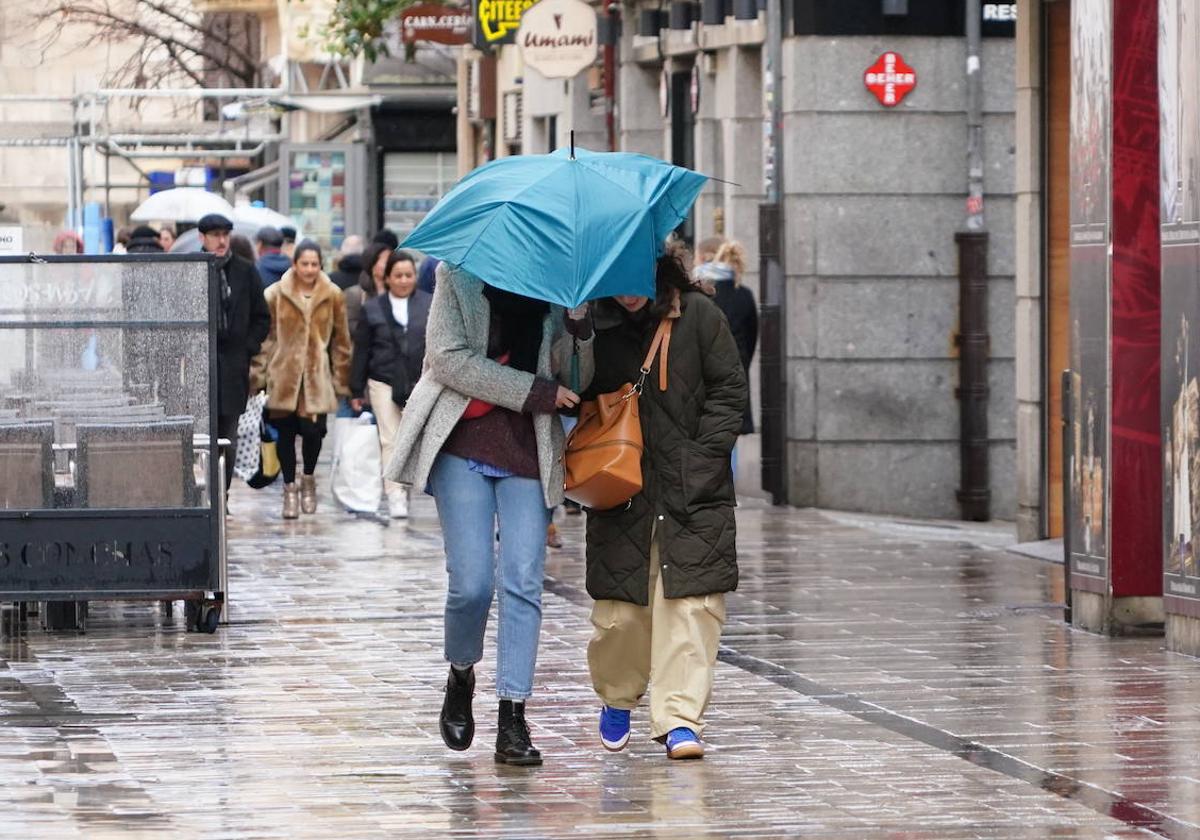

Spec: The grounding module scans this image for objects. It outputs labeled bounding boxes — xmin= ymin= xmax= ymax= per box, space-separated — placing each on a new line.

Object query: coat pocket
xmin=680 ymin=440 xmax=735 ymax=511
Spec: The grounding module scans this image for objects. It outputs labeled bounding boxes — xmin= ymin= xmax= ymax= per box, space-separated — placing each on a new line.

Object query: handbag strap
xmin=636 ymin=319 xmax=673 ymax=393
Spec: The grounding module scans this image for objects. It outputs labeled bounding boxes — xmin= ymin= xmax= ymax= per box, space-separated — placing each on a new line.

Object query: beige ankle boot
xmin=300 ymin=474 xmax=317 ymax=514
xmin=282 ymin=482 xmax=300 ymax=519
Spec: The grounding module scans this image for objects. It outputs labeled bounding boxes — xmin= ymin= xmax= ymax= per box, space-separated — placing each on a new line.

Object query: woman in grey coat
xmin=386 ymin=263 xmax=594 ymax=766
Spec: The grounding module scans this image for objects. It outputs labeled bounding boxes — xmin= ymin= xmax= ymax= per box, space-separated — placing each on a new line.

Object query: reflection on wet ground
xmin=2 ymin=485 xmax=1200 ymax=838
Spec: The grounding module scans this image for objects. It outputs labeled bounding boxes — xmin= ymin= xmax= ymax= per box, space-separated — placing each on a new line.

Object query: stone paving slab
xmin=1 ymin=482 xmax=1198 ymax=838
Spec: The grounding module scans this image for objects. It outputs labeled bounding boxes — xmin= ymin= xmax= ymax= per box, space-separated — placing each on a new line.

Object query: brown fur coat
xmin=251 ymin=269 xmax=352 ymax=416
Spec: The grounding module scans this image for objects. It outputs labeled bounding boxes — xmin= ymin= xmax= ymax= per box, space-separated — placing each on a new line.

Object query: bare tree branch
xmin=21 ymin=0 xmax=260 ymax=92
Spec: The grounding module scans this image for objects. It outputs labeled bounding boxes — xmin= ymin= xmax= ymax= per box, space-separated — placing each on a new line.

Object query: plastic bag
xmin=330 ymin=412 xmax=382 ymax=513
xmin=233 ymin=392 xmax=269 ymax=481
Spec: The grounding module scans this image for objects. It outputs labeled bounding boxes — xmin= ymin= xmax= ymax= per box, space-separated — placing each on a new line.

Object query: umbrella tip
xmin=570 ymin=130 xmax=575 ymax=160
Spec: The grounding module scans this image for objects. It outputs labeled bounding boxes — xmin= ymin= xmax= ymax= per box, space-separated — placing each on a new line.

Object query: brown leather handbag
xmin=563 ymin=318 xmax=672 ymax=510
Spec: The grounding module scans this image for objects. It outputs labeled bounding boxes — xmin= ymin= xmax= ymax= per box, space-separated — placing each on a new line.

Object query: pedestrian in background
xmin=330 ymin=235 xmax=365 ymax=290
xmin=583 ymin=247 xmax=746 ymax=761
xmin=695 ymin=235 xmax=725 ymax=269
xmin=385 ymin=263 xmax=594 ymax=767
xmin=198 ymin=213 xmax=271 ymax=503
xmin=112 ymin=226 xmax=131 ymax=254
xmin=158 ymin=225 xmax=176 ymax=252
xmin=229 ymin=234 xmax=256 ymax=265
xmin=252 ymin=241 xmax=352 ymax=519
xmin=280 ymin=226 xmax=297 ymax=259
xmin=126 ymin=225 xmax=164 ymax=254
xmin=255 ymin=226 xmax=291 ymax=287
xmin=417 ymin=255 xmax=440 ymax=295
xmin=694 ymin=240 xmax=759 ymax=466
xmin=372 ymin=228 xmax=400 ymax=251
xmin=344 ymin=242 xmax=391 ymax=338
xmin=349 ymin=250 xmax=432 ymax=518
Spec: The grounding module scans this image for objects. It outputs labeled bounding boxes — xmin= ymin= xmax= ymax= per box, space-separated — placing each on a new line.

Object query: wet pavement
xmin=3 ymin=482 xmax=1200 ymax=839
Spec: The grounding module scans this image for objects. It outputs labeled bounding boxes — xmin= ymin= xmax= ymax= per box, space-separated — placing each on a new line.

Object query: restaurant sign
xmin=401 ymin=3 xmax=473 ymax=45
xmin=473 ymin=0 xmax=539 ymax=47
xmin=517 ymin=0 xmax=597 ymax=79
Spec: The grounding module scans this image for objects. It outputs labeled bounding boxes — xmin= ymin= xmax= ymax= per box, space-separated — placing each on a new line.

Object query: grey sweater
xmin=383 ymin=263 xmax=595 ymax=507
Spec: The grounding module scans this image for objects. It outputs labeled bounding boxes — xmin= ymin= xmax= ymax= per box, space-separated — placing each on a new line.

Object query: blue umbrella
xmin=401 ymin=145 xmax=708 ymax=308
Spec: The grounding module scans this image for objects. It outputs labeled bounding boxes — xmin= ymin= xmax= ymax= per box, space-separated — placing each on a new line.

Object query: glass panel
xmin=0 ymin=258 xmax=212 ymax=511
xmin=287 ymin=148 xmax=349 ymax=261
xmin=383 ymin=151 xmax=458 ymax=239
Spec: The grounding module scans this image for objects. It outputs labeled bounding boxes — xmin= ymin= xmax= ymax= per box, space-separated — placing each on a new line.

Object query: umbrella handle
xmin=571 ymin=338 xmax=580 ymax=393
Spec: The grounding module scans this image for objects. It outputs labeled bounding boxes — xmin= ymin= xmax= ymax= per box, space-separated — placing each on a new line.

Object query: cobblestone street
xmin=3 ymin=484 xmax=1200 ymax=839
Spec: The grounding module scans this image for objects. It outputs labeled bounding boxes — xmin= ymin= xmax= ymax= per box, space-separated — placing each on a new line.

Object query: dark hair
xmin=372 ymin=228 xmax=400 ymax=250
xmin=359 ymin=242 xmax=391 ymax=297
xmin=292 ymin=239 xmax=323 ymax=265
xmin=646 ymin=248 xmax=693 ymax=321
xmin=385 ymin=249 xmax=418 ymax=278
xmin=229 ymin=234 xmax=256 ymax=263
xmin=280 ymin=226 xmax=297 ymax=242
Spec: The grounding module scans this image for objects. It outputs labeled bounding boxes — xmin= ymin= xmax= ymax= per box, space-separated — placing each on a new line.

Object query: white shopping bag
xmin=233 ymin=391 xmax=269 ymax=481
xmin=330 ymin=412 xmax=383 ymax=513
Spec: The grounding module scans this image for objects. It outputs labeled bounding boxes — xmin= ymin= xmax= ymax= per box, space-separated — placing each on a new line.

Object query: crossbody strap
xmin=636 ymin=318 xmax=673 ymax=393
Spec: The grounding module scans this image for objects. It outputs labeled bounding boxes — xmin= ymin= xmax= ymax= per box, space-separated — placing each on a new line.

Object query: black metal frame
xmin=0 ymin=253 xmax=222 ymax=604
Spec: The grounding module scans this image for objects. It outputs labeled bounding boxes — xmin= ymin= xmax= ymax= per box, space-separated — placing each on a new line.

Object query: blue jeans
xmin=428 ymin=453 xmax=552 ymax=700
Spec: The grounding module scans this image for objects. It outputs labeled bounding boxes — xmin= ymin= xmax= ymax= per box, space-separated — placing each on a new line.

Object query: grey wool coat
xmin=383 ymin=263 xmax=595 ymax=508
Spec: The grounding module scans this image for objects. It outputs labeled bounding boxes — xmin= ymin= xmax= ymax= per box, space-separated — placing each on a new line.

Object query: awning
xmin=269 ymin=93 xmax=384 ymax=113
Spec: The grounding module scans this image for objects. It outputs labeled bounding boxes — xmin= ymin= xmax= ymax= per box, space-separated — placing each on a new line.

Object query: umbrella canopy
xmin=401 ymin=146 xmax=708 ymax=308
xmin=233 ymin=204 xmax=300 ymax=236
xmin=131 ymin=188 xmax=234 ymax=223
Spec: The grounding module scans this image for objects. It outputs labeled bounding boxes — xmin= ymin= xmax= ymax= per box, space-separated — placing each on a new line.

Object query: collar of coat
xmin=274 ymin=268 xmax=341 ymax=318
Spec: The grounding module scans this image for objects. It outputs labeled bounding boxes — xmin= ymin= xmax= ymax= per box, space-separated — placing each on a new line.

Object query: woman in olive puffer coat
xmin=581 ymin=249 xmax=747 ymax=761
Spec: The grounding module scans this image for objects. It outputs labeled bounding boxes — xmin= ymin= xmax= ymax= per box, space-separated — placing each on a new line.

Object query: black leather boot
xmin=440 ymin=666 xmax=475 ymax=751
xmin=495 ymin=700 xmax=542 ymax=766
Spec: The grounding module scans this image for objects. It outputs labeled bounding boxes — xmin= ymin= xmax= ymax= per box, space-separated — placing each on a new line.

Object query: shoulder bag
xmin=563 ymin=318 xmax=672 ymax=510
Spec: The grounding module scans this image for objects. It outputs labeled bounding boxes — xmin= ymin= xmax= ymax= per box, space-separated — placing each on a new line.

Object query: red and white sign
xmin=864 ymin=52 xmax=917 ymax=107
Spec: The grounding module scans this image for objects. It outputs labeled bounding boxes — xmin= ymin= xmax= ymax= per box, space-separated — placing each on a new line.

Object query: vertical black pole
xmin=1061 ymin=369 xmax=1074 ymax=623
xmin=957 ymin=231 xmax=991 ymax=520
xmin=759 ymin=0 xmax=787 ymax=505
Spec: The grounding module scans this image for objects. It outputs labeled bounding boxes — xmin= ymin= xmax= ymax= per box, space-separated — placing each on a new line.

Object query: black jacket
xmin=712 ymin=280 xmax=758 ymax=433
xmin=330 ymin=253 xmax=364 ymax=290
xmin=349 ymin=289 xmax=432 ymax=406
xmin=581 ymin=292 xmax=747 ymax=604
xmin=213 ymin=253 xmax=271 ymax=418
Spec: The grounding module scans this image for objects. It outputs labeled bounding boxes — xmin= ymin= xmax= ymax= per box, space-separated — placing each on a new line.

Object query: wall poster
xmin=1067 ymin=0 xmax=1112 ymax=592
xmin=1161 ymin=0 xmax=1200 ymax=615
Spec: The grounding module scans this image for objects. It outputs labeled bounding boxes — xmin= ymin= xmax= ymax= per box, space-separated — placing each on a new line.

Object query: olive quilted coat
xmin=581 ymin=291 xmax=748 ymax=604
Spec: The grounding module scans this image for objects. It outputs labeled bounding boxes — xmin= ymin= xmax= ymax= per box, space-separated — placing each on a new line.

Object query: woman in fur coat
xmin=252 ymin=241 xmax=352 ymax=519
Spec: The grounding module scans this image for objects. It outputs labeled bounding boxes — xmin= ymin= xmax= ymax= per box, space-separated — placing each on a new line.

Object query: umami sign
xmin=517 ymin=0 xmax=597 ymax=79
xmin=473 ymin=0 xmax=539 ymax=46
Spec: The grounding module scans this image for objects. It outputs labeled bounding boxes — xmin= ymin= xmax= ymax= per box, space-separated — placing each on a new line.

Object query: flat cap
xmin=196 ymin=213 xmax=233 ymax=234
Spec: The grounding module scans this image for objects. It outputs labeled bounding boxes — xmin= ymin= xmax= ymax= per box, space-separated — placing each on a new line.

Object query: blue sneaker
xmin=599 ymin=706 xmax=631 ymax=751
xmin=664 ymin=727 xmax=704 ymax=760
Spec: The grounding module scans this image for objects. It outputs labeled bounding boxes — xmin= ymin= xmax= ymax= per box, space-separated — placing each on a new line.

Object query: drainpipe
xmin=758 ymin=0 xmax=788 ymax=505
xmin=957 ymin=0 xmax=991 ymax=521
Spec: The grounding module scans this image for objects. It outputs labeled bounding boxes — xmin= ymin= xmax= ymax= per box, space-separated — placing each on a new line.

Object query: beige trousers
xmin=367 ymin=378 xmax=403 ymax=494
xmin=587 ymin=535 xmax=726 ymax=739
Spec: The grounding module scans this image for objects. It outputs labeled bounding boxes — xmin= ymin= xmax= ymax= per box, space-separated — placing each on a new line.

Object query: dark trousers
xmin=273 ymin=413 xmax=327 ymax=483
xmin=217 ymin=414 xmax=240 ymax=498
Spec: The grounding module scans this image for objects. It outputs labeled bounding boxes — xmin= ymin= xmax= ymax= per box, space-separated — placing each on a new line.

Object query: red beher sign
xmin=864 ymin=52 xmax=917 ymax=107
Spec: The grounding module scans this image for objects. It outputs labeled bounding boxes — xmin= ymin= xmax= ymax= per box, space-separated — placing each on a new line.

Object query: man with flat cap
xmin=255 ymin=225 xmax=290 ymax=287
xmin=198 ymin=213 xmax=271 ymax=504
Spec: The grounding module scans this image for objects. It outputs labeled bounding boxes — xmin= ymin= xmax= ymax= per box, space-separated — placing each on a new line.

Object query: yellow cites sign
xmin=476 ymin=0 xmax=538 ymax=42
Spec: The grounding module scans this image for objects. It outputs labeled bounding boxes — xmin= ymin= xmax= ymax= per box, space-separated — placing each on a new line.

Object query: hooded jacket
xmin=256 ymin=250 xmax=292 ymax=287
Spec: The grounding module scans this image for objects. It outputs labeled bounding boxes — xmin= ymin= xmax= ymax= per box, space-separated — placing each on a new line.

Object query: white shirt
xmin=389 ymin=293 xmax=409 ymax=327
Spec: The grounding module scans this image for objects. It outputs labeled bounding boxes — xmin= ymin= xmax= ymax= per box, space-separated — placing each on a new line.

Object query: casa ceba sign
xmin=401 ymin=3 xmax=473 ymax=45
xmin=518 ymin=0 xmax=597 ymax=79
xmin=864 ymin=52 xmax=917 ymax=107
xmin=473 ymin=0 xmax=539 ymax=46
